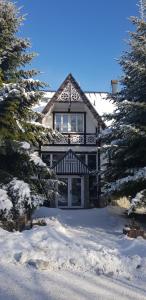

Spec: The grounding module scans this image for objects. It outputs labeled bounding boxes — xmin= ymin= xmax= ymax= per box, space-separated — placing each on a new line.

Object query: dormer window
xmin=54 ymin=113 xmax=84 ymax=133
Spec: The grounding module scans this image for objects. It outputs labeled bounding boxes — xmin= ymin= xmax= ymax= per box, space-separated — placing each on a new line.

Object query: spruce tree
xmin=0 ymin=0 xmax=58 ymax=229
xmin=102 ymin=15 xmax=146 ymax=211
xmin=0 ymin=0 xmax=55 ymax=144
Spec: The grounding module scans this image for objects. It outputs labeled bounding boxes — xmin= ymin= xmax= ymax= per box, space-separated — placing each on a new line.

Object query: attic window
xmin=54 ymin=113 xmax=84 ymax=133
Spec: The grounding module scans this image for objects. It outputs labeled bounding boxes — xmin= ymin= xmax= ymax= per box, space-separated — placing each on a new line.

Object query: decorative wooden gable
xmin=42 ymin=74 xmax=105 ymax=129
xmin=52 ymin=149 xmax=89 ymax=175
xmin=57 ymin=81 xmax=83 ymax=102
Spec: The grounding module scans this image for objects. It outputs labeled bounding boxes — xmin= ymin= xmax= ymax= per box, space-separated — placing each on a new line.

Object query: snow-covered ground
xmin=0 ymin=206 xmax=146 ymax=300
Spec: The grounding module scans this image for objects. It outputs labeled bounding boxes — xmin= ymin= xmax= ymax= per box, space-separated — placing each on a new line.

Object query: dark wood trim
xmin=52 ymin=132 xmax=95 ymax=135
xmin=97 ymin=123 xmax=101 ymax=201
xmin=52 ymin=112 xmax=55 ymax=130
xmin=56 ymin=172 xmax=88 ymax=175
xmin=44 ymin=144 xmax=98 ymax=147
xmin=53 ymin=111 xmax=85 ymax=114
xmin=41 ymin=151 xmax=97 ymax=154
xmin=84 ymin=112 xmax=86 ymax=145
xmin=42 ymin=133 xmax=97 ymax=146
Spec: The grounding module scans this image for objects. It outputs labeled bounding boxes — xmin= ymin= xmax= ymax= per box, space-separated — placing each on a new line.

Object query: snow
xmin=30 ymin=152 xmax=46 ymax=167
xmin=2 ymin=178 xmax=44 ymax=217
xmin=33 ymin=92 xmax=55 ymax=113
xmin=0 ymin=189 xmax=12 ymax=213
xmin=128 ymin=190 xmax=146 ymax=214
xmin=86 ymin=92 xmax=115 ymax=117
xmin=33 ymin=91 xmax=115 ymax=119
xmin=16 ymin=120 xmax=25 ymax=133
xmin=104 ymin=167 xmax=146 ymax=195
xmin=8 ymin=179 xmax=32 ymax=215
xmin=0 ymin=207 xmax=146 ymax=299
xmin=20 ymin=141 xmax=30 ymax=150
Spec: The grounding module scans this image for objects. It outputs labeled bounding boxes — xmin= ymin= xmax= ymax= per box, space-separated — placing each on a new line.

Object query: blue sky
xmin=18 ymin=0 xmax=139 ymax=92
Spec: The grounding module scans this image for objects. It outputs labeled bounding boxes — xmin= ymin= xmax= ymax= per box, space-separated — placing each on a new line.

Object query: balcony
xmin=50 ymin=133 xmax=97 ymax=146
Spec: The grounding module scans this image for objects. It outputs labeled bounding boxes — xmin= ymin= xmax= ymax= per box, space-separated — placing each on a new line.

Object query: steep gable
xmin=42 ymin=74 xmax=105 ymax=129
xmin=52 ymin=149 xmax=89 ymax=174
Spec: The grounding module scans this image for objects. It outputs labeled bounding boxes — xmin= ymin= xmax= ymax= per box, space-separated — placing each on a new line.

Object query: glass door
xmin=57 ymin=176 xmax=84 ymax=208
xmin=58 ymin=178 xmax=68 ymax=207
xmin=71 ymin=177 xmax=82 ymax=207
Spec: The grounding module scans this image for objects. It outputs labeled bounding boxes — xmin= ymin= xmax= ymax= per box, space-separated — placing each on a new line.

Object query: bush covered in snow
xmin=0 ymin=177 xmax=49 ymax=230
xmin=0 ymin=139 xmax=58 ymax=231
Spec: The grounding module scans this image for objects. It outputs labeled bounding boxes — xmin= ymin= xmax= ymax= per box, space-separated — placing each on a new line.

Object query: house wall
xmin=41 ymin=91 xmax=104 ymax=208
xmin=41 ymin=145 xmax=98 ymax=152
xmin=42 ymin=102 xmax=98 ymax=134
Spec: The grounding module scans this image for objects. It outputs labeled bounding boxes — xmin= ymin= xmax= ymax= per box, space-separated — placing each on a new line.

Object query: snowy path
xmin=0 ymin=207 xmax=146 ymax=299
xmin=0 ymin=264 xmax=146 ymax=300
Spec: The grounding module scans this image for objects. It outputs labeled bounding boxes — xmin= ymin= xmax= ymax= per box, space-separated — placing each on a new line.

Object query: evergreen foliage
xmin=0 ymin=0 xmax=58 ymax=229
xmin=102 ymin=16 xmax=146 ymax=207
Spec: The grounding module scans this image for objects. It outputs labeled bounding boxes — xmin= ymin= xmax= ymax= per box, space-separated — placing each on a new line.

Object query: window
xmin=52 ymin=153 xmax=65 ymax=167
xmin=54 ymin=113 xmax=84 ymax=133
xmin=88 ymin=154 xmax=97 ymax=170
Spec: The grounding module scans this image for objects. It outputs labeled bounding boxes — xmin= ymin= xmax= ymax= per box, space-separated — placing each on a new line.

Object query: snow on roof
xmin=33 ymin=91 xmax=115 ymax=119
xmin=33 ymin=92 xmax=55 ymax=113
xmin=85 ymin=92 xmax=115 ymax=117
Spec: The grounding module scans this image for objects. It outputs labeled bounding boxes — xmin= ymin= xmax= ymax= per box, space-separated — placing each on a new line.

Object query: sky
xmin=18 ymin=0 xmax=139 ymax=92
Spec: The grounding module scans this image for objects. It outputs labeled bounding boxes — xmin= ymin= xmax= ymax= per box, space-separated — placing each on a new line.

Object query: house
xmin=38 ymin=73 xmax=114 ymax=208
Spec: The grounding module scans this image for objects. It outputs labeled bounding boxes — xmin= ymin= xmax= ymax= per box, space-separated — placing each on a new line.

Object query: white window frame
xmin=54 ymin=113 xmax=84 ymax=133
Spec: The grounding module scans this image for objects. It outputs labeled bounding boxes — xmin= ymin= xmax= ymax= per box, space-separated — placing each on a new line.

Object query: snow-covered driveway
xmin=0 ymin=207 xmax=146 ymax=299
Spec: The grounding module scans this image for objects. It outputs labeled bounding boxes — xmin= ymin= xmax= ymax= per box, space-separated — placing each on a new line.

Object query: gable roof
xmin=42 ymin=74 xmax=106 ymax=129
xmin=52 ymin=149 xmax=89 ymax=174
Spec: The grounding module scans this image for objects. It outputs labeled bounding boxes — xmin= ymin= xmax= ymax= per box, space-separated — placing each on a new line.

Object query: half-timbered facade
xmin=39 ymin=74 xmax=108 ymax=208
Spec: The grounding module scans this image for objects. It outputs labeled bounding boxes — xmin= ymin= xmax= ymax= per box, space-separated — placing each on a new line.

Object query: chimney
xmin=111 ymin=80 xmax=118 ymax=94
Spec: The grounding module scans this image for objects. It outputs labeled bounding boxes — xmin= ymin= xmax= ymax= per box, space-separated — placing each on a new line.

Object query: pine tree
xmin=102 ymin=16 xmax=146 ymax=211
xmin=0 ymin=0 xmax=55 ymax=144
xmin=0 ymin=0 xmax=58 ymax=229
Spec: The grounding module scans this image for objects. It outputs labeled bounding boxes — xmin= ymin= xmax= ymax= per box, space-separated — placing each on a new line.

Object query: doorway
xmin=57 ymin=176 xmax=84 ymax=208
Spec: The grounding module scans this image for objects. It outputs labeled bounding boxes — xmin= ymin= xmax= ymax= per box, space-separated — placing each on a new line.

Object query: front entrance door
xmin=57 ymin=176 xmax=84 ymax=208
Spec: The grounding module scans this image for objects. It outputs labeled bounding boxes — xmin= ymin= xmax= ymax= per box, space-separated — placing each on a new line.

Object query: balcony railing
xmin=49 ymin=133 xmax=97 ymax=146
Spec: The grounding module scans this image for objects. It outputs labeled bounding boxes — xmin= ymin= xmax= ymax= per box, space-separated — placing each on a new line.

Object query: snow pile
xmin=0 ymin=207 xmax=146 ymax=285
xmin=13 ymin=219 xmax=128 ymax=278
